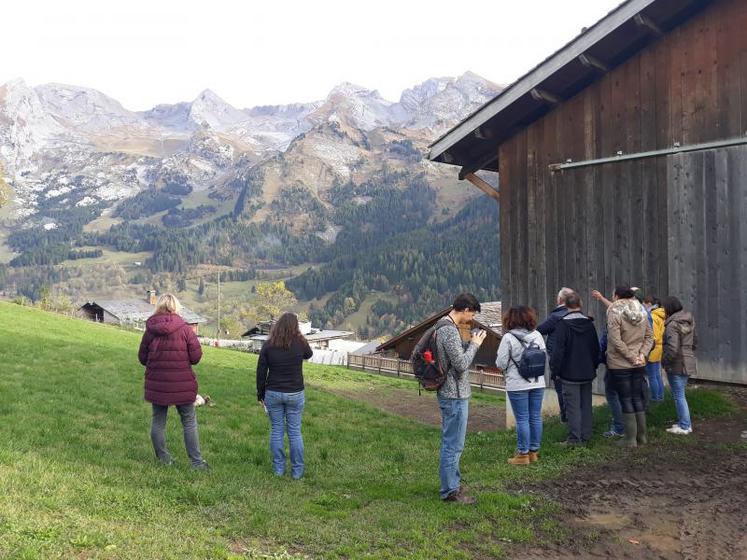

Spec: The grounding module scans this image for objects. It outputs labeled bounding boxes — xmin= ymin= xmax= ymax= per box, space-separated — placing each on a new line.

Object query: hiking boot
xmin=635 ymin=412 xmax=648 ymax=445
xmin=528 ymin=451 xmax=540 ymax=463
xmin=617 ymin=413 xmax=638 ymax=448
xmin=443 ymin=491 xmax=477 ymax=505
xmin=507 ymin=453 xmax=531 ymax=466
xmin=666 ymin=425 xmax=692 ymax=435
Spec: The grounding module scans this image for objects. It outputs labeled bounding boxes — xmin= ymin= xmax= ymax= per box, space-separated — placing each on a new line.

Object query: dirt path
xmin=511 ymin=388 xmax=747 ymax=560
xmin=313 ymin=382 xmax=505 ymax=432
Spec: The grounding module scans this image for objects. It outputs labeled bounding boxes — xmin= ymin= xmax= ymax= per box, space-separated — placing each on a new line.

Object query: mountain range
xmin=0 ymin=72 xmax=502 ymax=336
xmin=0 ymin=72 xmax=499 ymax=230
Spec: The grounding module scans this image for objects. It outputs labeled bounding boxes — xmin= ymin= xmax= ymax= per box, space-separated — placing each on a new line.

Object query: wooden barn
xmin=78 ymin=290 xmax=206 ymax=334
xmin=429 ymin=0 xmax=747 ymax=384
xmin=376 ymin=301 xmax=503 ymax=368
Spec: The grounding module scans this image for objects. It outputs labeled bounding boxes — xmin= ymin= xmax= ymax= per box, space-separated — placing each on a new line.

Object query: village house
xmin=78 ymin=290 xmax=207 ymax=334
xmin=241 ymin=320 xmax=354 ymax=353
xmin=429 ymin=0 xmax=747 ymax=385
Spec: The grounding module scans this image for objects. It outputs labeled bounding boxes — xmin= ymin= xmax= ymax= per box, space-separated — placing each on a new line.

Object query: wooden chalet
xmin=376 ymin=301 xmax=503 ymax=368
xmin=78 ymin=290 xmax=206 ymax=334
xmin=429 ymin=0 xmax=747 ymax=385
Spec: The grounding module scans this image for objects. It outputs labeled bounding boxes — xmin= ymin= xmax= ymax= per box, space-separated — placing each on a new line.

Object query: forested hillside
xmin=290 ymin=197 xmax=500 ymax=337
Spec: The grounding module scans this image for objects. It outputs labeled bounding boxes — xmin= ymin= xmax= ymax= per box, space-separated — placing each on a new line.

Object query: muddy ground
xmin=512 ymin=386 xmax=747 ymax=560
xmin=320 ymin=379 xmax=746 ymax=559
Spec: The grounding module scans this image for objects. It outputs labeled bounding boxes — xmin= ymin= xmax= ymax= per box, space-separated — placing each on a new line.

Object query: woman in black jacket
xmin=549 ymin=293 xmax=601 ymax=444
xmin=256 ymin=313 xmax=313 ymax=479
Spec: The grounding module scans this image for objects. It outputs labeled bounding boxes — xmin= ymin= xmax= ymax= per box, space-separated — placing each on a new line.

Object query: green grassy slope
xmin=0 ymin=302 xmax=735 ymax=559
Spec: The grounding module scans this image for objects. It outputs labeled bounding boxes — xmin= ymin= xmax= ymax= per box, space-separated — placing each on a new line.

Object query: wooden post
xmin=396 ymin=359 xmax=401 ymax=377
xmin=464 ymin=173 xmax=500 ymax=201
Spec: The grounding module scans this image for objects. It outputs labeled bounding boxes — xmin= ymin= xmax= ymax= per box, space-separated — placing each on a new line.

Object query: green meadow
xmin=0 ymin=301 xmax=735 ymax=559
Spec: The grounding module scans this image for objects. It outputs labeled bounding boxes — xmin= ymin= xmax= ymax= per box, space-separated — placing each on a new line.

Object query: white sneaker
xmin=666 ymin=425 xmax=692 ymax=435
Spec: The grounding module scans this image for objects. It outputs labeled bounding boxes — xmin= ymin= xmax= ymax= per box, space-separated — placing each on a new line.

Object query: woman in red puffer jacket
xmin=138 ymin=293 xmax=208 ymax=469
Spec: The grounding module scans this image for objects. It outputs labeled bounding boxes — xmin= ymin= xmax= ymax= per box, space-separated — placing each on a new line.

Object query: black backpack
xmin=508 ymin=332 xmax=546 ymax=383
xmin=411 ymin=323 xmax=450 ymax=392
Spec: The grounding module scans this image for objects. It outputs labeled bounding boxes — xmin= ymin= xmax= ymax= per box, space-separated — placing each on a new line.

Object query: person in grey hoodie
xmin=606 ymin=286 xmax=654 ymax=447
xmin=496 ymin=306 xmax=547 ymax=466
xmin=434 ymin=293 xmax=486 ymax=504
xmin=661 ymin=296 xmax=697 ymax=435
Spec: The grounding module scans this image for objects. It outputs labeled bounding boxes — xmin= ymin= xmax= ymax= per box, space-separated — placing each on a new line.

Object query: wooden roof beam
xmin=463 ymin=173 xmax=500 ymax=202
xmin=474 ymin=126 xmax=494 ymax=140
xmin=530 ymin=88 xmax=562 ymax=106
xmin=633 ymin=13 xmax=663 ymax=37
xmin=578 ymin=53 xmax=610 ymax=73
xmin=458 ymin=150 xmax=499 ymax=179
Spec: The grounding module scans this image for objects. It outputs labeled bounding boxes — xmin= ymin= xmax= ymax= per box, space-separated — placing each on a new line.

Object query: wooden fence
xmin=347 ymin=354 xmax=505 ymax=392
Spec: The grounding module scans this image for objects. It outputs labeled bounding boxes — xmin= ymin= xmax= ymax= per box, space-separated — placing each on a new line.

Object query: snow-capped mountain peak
xmin=188 ymin=89 xmax=247 ymax=130
xmin=0 ymin=78 xmax=67 ymax=169
xmin=35 ymin=83 xmax=142 ymax=131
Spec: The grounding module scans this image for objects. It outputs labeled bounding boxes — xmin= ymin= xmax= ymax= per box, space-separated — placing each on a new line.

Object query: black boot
xmin=635 ymin=412 xmax=647 ymax=445
xmin=618 ymin=413 xmax=638 ymax=447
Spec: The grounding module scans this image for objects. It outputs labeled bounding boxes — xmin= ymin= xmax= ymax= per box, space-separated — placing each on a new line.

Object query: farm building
xmin=78 ymin=290 xmax=206 ymax=334
xmin=376 ymin=301 xmax=503 ymax=369
xmin=429 ymin=0 xmax=747 ymax=385
xmin=241 ymin=320 xmax=354 ymax=352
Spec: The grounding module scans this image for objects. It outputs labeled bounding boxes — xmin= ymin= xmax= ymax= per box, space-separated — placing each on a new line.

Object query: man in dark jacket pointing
xmin=549 ymin=292 xmax=600 ymax=444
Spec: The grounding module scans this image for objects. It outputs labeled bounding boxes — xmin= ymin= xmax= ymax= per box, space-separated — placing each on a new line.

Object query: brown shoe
xmin=443 ymin=491 xmax=477 ymax=505
xmin=528 ymin=451 xmax=540 ymax=463
xmin=507 ymin=453 xmax=531 ymax=466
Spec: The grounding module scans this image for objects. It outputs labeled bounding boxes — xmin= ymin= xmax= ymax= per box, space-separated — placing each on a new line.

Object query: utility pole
xmin=216 ymin=271 xmax=222 ymax=344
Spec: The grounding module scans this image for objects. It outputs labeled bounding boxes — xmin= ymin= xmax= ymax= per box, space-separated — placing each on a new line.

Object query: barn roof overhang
xmin=428 ymin=0 xmax=712 ymax=177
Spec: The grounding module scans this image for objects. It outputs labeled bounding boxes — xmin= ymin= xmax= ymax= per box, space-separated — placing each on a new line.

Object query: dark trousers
xmin=609 ymin=368 xmax=646 ymax=413
xmin=150 ymin=404 xmax=205 ymax=467
xmin=561 ymin=381 xmax=593 ymax=442
xmin=553 ymin=377 xmax=567 ymax=422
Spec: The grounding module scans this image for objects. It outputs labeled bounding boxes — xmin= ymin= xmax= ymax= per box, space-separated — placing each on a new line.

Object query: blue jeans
xmin=265 ymin=390 xmax=305 ymax=479
xmin=646 ymin=362 xmax=664 ymax=401
xmin=667 ymin=373 xmax=692 ymax=430
xmin=507 ymin=388 xmax=544 ymax=454
xmin=605 ymin=370 xmax=624 ymax=433
xmin=438 ymin=397 xmax=469 ymax=499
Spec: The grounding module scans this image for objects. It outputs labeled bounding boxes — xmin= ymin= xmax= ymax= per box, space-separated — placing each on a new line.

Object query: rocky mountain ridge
xmin=0 ymin=72 xmax=501 ymax=250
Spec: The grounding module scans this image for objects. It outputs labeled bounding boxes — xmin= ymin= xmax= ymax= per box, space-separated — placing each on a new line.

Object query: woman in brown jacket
xmin=606 ymin=286 xmax=654 ymax=447
xmin=662 ymin=297 xmax=696 ymax=435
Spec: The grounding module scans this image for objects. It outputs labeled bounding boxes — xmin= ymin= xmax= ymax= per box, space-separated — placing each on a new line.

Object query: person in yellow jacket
xmin=644 ymin=296 xmax=666 ymax=401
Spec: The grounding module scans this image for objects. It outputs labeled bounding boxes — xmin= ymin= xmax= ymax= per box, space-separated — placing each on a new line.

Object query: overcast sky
xmin=2 ymin=0 xmax=623 ymax=111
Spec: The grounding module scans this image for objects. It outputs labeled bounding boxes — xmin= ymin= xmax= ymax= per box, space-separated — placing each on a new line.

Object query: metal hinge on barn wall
xmin=549 ymin=135 xmax=747 ymax=172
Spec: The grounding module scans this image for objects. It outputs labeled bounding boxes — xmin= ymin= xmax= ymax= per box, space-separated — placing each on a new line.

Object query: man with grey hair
xmin=538 ymin=287 xmax=575 ymax=422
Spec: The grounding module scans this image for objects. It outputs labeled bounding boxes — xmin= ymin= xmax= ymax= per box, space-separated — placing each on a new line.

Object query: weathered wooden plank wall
xmin=497 ymin=0 xmax=747 ymax=384
xmin=668 ymin=146 xmax=747 ymax=383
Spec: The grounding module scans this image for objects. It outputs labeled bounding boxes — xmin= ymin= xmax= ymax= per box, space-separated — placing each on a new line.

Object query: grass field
xmin=0 ymin=301 xmax=736 ymax=559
